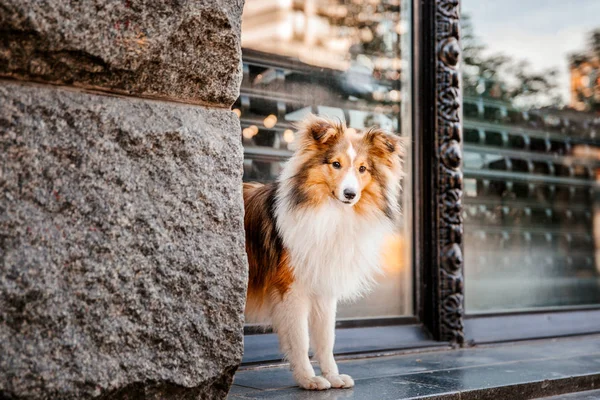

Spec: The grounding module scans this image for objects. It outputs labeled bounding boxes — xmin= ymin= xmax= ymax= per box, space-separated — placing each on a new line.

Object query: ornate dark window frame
xmin=418 ymin=0 xmax=600 ymax=346
xmin=415 ymin=0 xmax=600 ymax=346
xmin=413 ymin=0 xmax=464 ymax=345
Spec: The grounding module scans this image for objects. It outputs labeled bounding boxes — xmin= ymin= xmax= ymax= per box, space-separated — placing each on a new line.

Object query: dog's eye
xmin=332 ymin=161 xmax=341 ymax=169
xmin=359 ymin=166 xmax=367 ymax=173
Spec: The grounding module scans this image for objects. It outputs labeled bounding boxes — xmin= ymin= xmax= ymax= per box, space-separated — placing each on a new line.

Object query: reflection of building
xmin=463 ymin=82 xmax=600 ymax=310
xmin=570 ymin=54 xmax=600 ymax=112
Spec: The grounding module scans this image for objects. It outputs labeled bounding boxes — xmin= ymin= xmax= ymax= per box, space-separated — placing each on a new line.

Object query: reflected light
xmin=283 ymin=129 xmax=295 ymax=143
xmin=277 ymin=0 xmax=292 ymax=9
xmin=373 ymin=91 xmax=385 ymax=101
xmin=389 ymin=90 xmax=401 ymax=102
xmin=387 ymin=71 xmax=401 ymax=80
xmin=396 ymin=21 xmax=407 ymax=35
xmin=573 ymin=144 xmax=600 ymax=160
xmin=264 ymin=114 xmax=278 ymax=128
xmin=243 ymin=125 xmax=260 ymax=139
xmin=381 ymin=233 xmax=406 ymax=274
xmin=331 ymin=5 xmax=348 ymax=18
xmin=581 ymin=76 xmax=590 ymax=87
xmin=360 ymin=27 xmax=374 ymax=42
xmin=326 ymin=38 xmax=352 ymax=53
xmin=242 ymin=128 xmax=254 ymax=139
xmin=278 ymin=12 xmax=294 ymax=41
xmin=374 ymin=57 xmax=390 ymax=70
xmin=232 ymin=108 xmax=241 ymax=117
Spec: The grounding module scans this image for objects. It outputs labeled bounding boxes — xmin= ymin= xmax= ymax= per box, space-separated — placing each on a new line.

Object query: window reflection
xmin=238 ymin=0 xmax=412 ymax=318
xmin=462 ymin=1 xmax=600 ymax=312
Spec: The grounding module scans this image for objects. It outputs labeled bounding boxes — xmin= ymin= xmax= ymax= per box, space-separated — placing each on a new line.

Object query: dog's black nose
xmin=343 ymin=189 xmax=356 ymax=200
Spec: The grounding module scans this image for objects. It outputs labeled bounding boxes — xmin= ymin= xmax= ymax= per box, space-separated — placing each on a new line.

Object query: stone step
xmin=229 ymin=334 xmax=600 ymax=399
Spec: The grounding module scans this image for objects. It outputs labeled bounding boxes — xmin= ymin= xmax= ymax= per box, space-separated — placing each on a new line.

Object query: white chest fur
xmin=275 ymin=198 xmax=393 ymax=301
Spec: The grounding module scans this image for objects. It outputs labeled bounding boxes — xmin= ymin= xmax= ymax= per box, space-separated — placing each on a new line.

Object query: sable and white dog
xmin=243 ymin=115 xmax=403 ymax=390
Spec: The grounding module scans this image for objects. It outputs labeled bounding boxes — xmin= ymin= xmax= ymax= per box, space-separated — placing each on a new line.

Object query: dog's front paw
xmin=297 ymin=375 xmax=331 ymax=390
xmin=324 ymin=374 xmax=355 ymax=388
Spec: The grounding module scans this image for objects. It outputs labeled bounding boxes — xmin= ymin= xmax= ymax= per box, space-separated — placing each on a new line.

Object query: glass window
xmin=461 ymin=0 xmax=600 ymax=312
xmin=237 ymin=0 xmax=413 ymax=319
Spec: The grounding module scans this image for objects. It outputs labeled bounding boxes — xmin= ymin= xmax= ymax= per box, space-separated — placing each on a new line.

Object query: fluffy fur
xmin=243 ymin=115 xmax=403 ymax=390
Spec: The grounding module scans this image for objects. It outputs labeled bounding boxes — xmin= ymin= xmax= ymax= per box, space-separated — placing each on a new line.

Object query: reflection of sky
xmin=462 ymin=0 xmax=600 ymax=105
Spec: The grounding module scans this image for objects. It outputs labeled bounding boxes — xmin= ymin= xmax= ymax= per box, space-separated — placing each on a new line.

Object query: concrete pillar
xmin=0 ymin=1 xmax=247 ymax=399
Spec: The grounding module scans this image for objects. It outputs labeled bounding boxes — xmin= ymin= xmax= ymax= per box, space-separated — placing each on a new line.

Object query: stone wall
xmin=0 ymin=0 xmax=243 ymax=106
xmin=0 ymin=1 xmax=247 ymax=399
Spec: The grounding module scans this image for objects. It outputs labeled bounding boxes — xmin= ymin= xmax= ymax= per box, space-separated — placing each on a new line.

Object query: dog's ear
xmin=363 ymin=129 xmax=406 ymax=165
xmin=364 ymin=129 xmax=404 ymax=157
xmin=297 ymin=115 xmax=342 ymax=144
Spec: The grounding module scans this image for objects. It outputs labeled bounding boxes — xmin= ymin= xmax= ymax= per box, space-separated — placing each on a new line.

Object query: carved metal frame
xmin=414 ymin=0 xmax=464 ymax=344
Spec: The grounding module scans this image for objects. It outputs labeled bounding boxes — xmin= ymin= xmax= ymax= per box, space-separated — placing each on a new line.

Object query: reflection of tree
xmin=318 ymin=0 xmax=402 ymax=80
xmin=304 ymin=0 xmax=403 ymax=124
xmin=345 ymin=2 xmax=401 ymax=56
xmin=462 ymin=14 xmax=561 ymax=108
xmin=592 ymin=30 xmax=600 ymax=56
xmin=569 ymin=29 xmax=600 ymax=113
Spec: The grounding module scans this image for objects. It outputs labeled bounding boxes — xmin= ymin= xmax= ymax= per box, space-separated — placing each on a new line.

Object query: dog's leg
xmin=272 ymin=287 xmax=331 ymax=390
xmin=310 ymin=297 xmax=355 ymax=388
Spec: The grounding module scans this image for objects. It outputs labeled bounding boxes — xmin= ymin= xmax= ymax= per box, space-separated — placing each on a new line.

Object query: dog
xmin=243 ymin=115 xmax=403 ymax=390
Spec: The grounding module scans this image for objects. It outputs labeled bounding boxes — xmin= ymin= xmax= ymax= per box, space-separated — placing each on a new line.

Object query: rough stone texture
xmin=0 ymin=0 xmax=244 ymax=107
xmin=0 ymin=81 xmax=247 ymax=399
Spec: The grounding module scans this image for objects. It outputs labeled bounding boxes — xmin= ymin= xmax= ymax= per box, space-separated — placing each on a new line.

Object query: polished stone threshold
xmin=229 ymin=335 xmax=600 ymax=399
